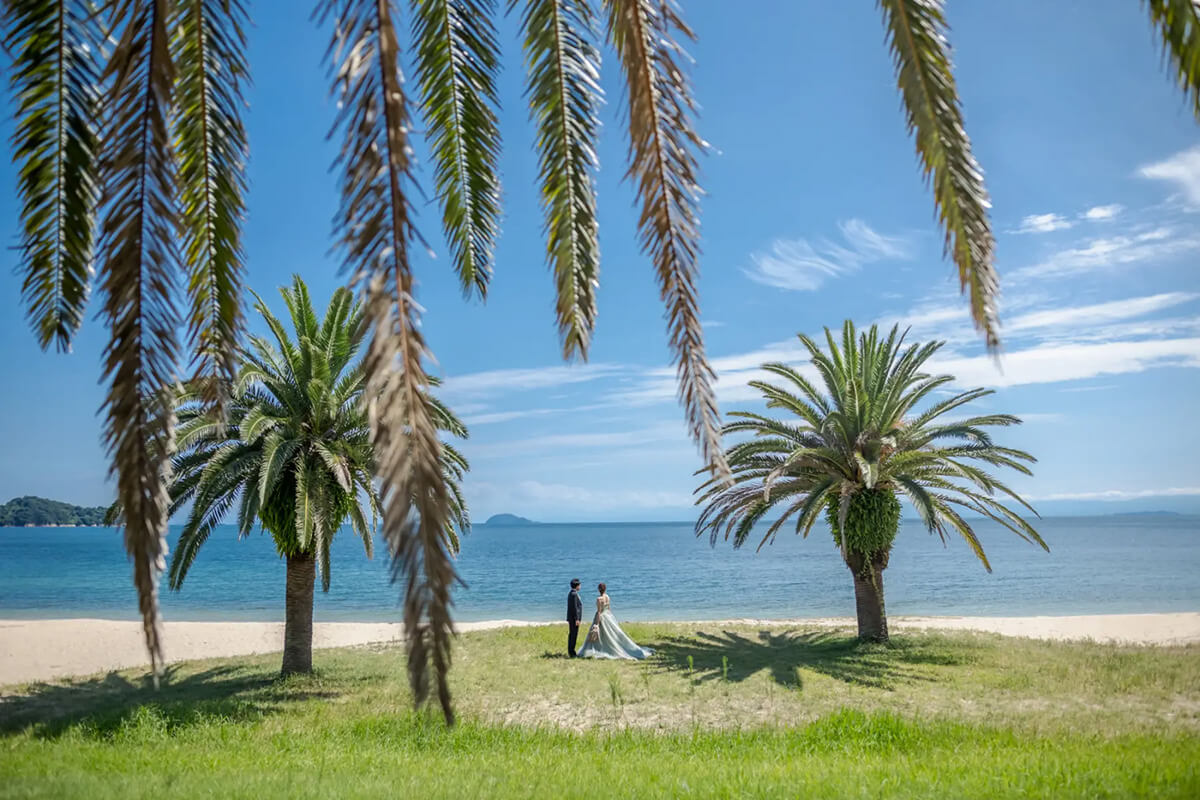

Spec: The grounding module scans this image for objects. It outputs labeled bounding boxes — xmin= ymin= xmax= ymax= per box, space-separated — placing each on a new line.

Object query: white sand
xmin=1 ymin=613 xmax=1196 ymax=687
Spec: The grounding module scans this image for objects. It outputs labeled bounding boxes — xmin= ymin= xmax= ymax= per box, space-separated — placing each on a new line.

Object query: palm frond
xmin=603 ymin=0 xmax=728 ymax=484
xmin=4 ymin=0 xmax=103 ymax=351
xmin=174 ymin=0 xmax=250 ymax=411
xmin=321 ymin=0 xmax=459 ymax=725
xmin=514 ymin=0 xmax=602 ymax=357
xmin=410 ymin=0 xmax=502 ymax=297
xmin=1146 ymin=0 xmax=1200 ymax=117
xmin=878 ymin=0 xmax=999 ymax=348
xmin=96 ymin=0 xmax=180 ymax=684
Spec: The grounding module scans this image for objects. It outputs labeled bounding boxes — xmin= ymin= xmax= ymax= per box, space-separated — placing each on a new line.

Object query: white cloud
xmin=1082 ymin=204 xmax=1123 ymax=221
xmin=1012 ymin=213 xmax=1074 ymax=234
xmin=1017 ymin=315 xmax=1200 ymax=346
xmin=1011 ymin=228 xmax=1200 ymax=280
xmin=1005 ymin=292 xmax=1199 ymax=334
xmin=839 ymin=219 xmax=911 ymax=260
xmin=462 ymin=408 xmax=562 ymax=426
xmin=1057 ymin=384 xmax=1116 ymax=393
xmin=466 ymin=422 xmax=688 ymax=459
xmin=441 ymin=363 xmax=621 ymax=398
xmin=1030 ymin=487 xmax=1200 ymax=502
xmin=932 ymin=337 xmax=1200 ymax=388
xmin=743 ymin=219 xmax=910 ymax=291
xmin=1139 ymin=145 xmax=1200 ymax=204
xmin=613 ymin=294 xmax=1200 ymax=408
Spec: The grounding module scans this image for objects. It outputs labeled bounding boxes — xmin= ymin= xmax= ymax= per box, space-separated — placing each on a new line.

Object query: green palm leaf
xmin=4 ymin=0 xmax=103 ymax=351
xmin=320 ymin=0 xmax=460 ymax=725
xmin=173 ymin=0 xmax=250 ymax=411
xmin=878 ymin=0 xmax=999 ymax=348
xmin=602 ymin=0 xmax=728 ymax=485
xmin=1146 ymin=0 xmax=1200 ymax=117
xmin=96 ymin=0 xmax=180 ymax=684
xmin=514 ymin=0 xmax=602 ymax=358
xmin=410 ymin=0 xmax=502 ymax=297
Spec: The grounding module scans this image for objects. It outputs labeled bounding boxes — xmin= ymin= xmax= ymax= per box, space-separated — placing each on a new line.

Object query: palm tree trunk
xmin=848 ymin=551 xmax=890 ymax=642
xmin=281 ymin=552 xmax=315 ymax=676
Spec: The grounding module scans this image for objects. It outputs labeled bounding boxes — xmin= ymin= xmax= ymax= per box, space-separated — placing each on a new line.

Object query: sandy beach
xmin=1 ymin=613 xmax=1197 ymax=687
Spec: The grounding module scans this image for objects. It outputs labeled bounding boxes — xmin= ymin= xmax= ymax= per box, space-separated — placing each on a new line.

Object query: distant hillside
xmin=482 ymin=513 xmax=535 ymax=527
xmin=0 ymin=496 xmax=109 ymax=527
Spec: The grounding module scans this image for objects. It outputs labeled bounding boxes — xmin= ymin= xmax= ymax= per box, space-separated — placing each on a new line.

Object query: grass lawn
xmin=2 ymin=623 xmax=1198 ymax=798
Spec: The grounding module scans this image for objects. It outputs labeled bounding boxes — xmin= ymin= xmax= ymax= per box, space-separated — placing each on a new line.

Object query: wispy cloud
xmin=462 ymin=408 xmax=562 ymax=426
xmin=466 ymin=422 xmax=687 ymax=459
xmin=611 ymin=292 xmax=1200 ymax=408
xmin=1082 ymin=204 xmax=1123 ymax=221
xmin=1011 ymin=227 xmax=1200 ymax=280
xmin=1030 ymin=487 xmax=1200 ymax=502
xmin=743 ymin=219 xmax=910 ymax=291
xmin=1139 ymin=145 xmax=1200 ymax=204
xmin=932 ymin=337 xmax=1200 ymax=388
xmin=441 ymin=363 xmax=621 ymax=398
xmin=1005 ymin=292 xmax=1199 ymax=334
xmin=1012 ymin=213 xmax=1074 ymax=234
xmin=1057 ymin=384 xmax=1116 ymax=393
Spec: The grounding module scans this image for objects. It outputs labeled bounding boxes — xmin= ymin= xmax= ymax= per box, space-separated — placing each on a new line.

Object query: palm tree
xmin=157 ymin=276 xmax=469 ymax=675
xmin=2 ymin=0 xmax=1196 ymax=718
xmin=695 ymin=322 xmax=1046 ymax=642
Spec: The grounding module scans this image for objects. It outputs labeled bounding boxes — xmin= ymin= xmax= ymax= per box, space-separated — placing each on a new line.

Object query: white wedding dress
xmin=577 ymin=593 xmax=653 ymax=660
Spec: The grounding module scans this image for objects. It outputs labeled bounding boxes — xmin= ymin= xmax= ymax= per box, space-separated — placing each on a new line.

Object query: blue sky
xmin=1 ymin=1 xmax=1198 ymax=522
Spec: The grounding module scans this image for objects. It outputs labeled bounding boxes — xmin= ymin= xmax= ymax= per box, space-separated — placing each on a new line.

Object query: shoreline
xmin=2 ymin=612 xmax=1197 ymax=688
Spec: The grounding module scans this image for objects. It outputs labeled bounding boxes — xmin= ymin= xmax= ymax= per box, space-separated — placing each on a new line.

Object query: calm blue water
xmin=0 ymin=516 xmax=1197 ymax=622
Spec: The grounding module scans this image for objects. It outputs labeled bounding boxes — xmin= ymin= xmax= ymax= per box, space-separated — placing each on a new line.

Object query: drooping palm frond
xmin=514 ymin=0 xmax=602 ymax=358
xmin=1146 ymin=0 xmax=1200 ymax=117
xmin=173 ymin=0 xmax=250 ymax=411
xmin=697 ymin=321 xmax=1044 ymax=570
xmin=4 ymin=0 xmax=103 ymax=351
xmin=878 ymin=0 xmax=999 ymax=349
xmin=96 ymin=0 xmax=180 ymax=683
xmin=410 ymin=0 xmax=502 ymax=297
xmin=321 ymin=0 xmax=460 ymax=725
xmin=603 ymin=0 xmax=728 ymax=485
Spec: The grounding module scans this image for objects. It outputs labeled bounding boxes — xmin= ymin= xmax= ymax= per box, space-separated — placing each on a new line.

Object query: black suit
xmin=566 ymin=588 xmax=583 ymax=657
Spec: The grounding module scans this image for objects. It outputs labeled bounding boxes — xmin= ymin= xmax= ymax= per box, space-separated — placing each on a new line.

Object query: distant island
xmin=0 ymin=496 xmax=110 ymax=527
xmin=482 ymin=513 xmax=536 ymax=527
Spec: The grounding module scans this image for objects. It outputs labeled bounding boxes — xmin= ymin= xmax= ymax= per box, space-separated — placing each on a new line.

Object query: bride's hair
xmin=598 ymin=582 xmax=606 ymax=595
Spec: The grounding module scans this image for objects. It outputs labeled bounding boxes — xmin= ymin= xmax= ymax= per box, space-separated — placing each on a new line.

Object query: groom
xmin=566 ymin=578 xmax=583 ymax=657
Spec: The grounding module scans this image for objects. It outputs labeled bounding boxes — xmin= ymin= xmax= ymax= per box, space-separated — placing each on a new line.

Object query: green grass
xmin=2 ymin=623 xmax=1198 ymax=798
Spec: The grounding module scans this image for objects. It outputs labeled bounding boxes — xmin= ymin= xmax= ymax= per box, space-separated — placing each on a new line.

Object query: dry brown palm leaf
xmin=97 ymin=0 xmax=181 ymax=684
xmin=320 ymin=0 xmax=460 ymax=724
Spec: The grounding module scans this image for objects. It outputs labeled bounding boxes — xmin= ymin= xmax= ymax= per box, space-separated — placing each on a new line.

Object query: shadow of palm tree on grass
xmin=650 ymin=629 xmax=972 ymax=691
xmin=0 ymin=663 xmax=340 ymax=740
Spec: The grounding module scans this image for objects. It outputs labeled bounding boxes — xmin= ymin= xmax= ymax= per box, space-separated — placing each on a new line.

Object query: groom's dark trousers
xmin=567 ymin=588 xmax=583 ymax=657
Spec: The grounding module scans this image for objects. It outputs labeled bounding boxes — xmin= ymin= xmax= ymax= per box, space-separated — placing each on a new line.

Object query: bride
xmin=577 ymin=583 xmax=653 ymax=660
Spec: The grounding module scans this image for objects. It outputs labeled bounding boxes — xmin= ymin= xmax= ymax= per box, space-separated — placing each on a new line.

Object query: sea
xmin=0 ymin=516 xmax=1197 ymax=623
